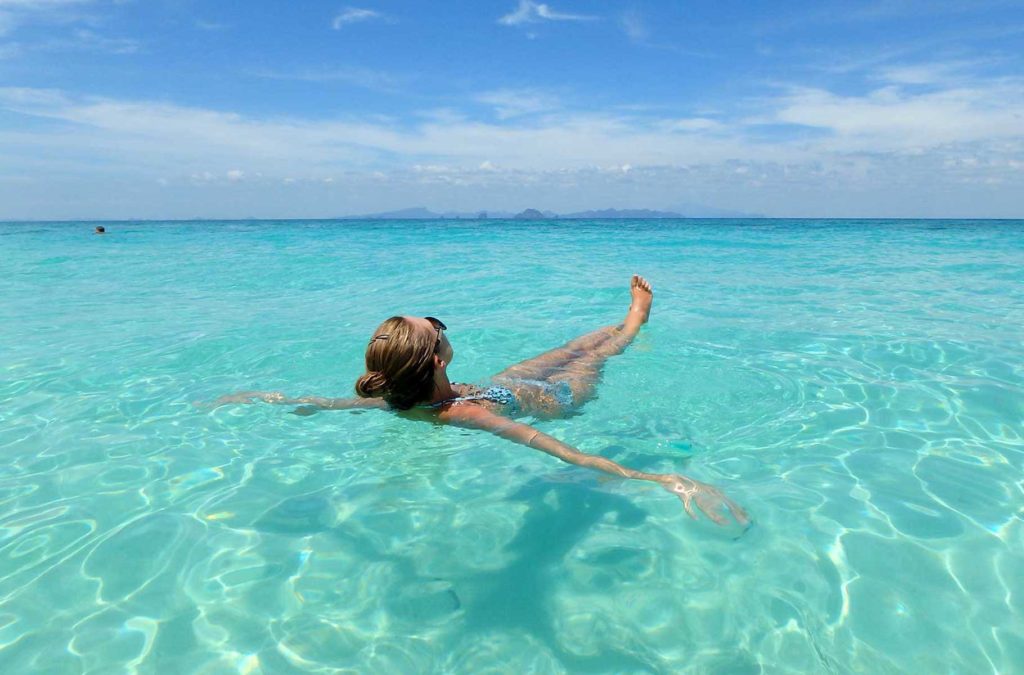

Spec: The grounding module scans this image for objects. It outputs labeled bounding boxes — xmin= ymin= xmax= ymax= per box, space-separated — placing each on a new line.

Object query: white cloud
xmin=0 ymin=1 xmax=137 ymax=55
xmin=0 ymin=86 xmax=66 ymax=106
xmin=0 ymin=0 xmax=91 ymax=35
xmin=0 ymin=0 xmax=90 ymax=6
xmin=498 ymin=0 xmax=595 ymax=26
xmin=64 ymin=28 xmax=138 ymax=53
xmin=1 ymin=74 xmax=1022 ymax=217
xmin=476 ymin=88 xmax=561 ymax=118
xmin=2 ymin=78 xmax=1022 ymax=172
xmin=0 ymin=86 xmax=783 ymax=180
xmin=874 ymin=59 xmax=999 ymax=85
xmin=763 ymin=81 xmax=1024 ymax=151
xmin=664 ymin=118 xmax=724 ymax=133
xmin=332 ymin=7 xmax=386 ymax=29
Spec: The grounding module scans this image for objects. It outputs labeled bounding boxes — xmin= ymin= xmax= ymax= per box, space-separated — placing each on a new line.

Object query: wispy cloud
xmin=498 ymin=1 xmax=596 ymax=26
xmin=662 ymin=117 xmax=724 ymax=133
xmin=615 ymin=8 xmax=710 ymax=56
xmin=0 ymin=0 xmax=137 ymax=55
xmin=1 ymin=34 xmax=138 ymax=59
xmin=0 ymin=0 xmax=92 ymax=31
xmin=0 ymin=0 xmax=91 ymax=7
xmin=873 ymin=58 xmax=1006 ymax=85
xmin=759 ymin=79 xmax=1024 ymax=152
xmin=755 ymin=0 xmax=1016 ymax=35
xmin=194 ymin=19 xmax=226 ymax=31
xmin=1 ymin=72 xmax=1022 ymax=217
xmin=476 ymin=88 xmax=561 ymax=118
xmin=331 ymin=7 xmax=388 ymax=29
xmin=61 ymin=28 xmax=138 ymax=53
xmin=4 ymin=27 xmax=140 ymax=55
xmin=0 ymin=86 xmax=772 ymax=175
xmin=250 ymin=66 xmax=404 ymax=93
xmin=619 ymin=10 xmax=648 ymax=42
xmin=4 ymin=72 xmax=1022 ymax=169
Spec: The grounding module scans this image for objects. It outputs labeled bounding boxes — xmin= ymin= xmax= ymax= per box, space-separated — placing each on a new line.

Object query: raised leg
xmin=544 ymin=275 xmax=653 ymax=404
xmin=495 ymin=275 xmax=654 ymax=415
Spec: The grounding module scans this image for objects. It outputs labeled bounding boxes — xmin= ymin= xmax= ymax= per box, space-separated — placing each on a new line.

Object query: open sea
xmin=1 ymin=218 xmax=1022 ymax=673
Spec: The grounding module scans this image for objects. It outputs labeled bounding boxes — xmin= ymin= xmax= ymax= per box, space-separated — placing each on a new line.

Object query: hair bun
xmin=355 ymin=370 xmax=388 ymax=398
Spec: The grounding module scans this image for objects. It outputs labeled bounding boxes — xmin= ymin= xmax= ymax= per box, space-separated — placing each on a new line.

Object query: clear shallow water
xmin=0 ymin=218 xmax=1022 ymax=673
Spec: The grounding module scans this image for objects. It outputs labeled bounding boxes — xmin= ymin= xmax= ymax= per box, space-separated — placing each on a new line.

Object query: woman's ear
xmin=433 ymin=354 xmax=446 ymax=370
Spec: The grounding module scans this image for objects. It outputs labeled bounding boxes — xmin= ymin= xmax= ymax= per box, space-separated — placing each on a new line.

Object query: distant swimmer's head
xmin=355 ymin=315 xmax=451 ymax=409
xmin=94 ymin=226 xmax=106 ymax=234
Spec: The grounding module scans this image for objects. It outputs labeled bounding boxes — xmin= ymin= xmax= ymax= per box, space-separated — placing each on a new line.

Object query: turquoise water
xmin=1 ymin=219 xmax=1022 ymax=673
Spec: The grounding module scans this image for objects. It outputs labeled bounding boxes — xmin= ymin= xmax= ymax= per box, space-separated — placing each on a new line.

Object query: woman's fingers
xmin=698 ymin=496 xmax=730 ymax=526
xmin=662 ymin=476 xmax=747 ymax=526
xmin=681 ymin=495 xmax=698 ymax=520
xmin=726 ymin=498 xmax=750 ymax=526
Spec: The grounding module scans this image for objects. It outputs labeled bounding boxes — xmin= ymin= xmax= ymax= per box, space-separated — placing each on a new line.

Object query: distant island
xmin=340 ymin=205 xmax=762 ymax=219
xmin=562 ymin=208 xmax=682 ymax=219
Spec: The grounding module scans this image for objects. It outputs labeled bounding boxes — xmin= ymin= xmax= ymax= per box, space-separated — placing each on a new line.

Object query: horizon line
xmin=3 ymin=216 xmax=1023 ymax=223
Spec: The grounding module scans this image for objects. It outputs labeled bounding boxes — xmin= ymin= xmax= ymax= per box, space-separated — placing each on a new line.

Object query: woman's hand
xmin=658 ymin=474 xmax=749 ymax=526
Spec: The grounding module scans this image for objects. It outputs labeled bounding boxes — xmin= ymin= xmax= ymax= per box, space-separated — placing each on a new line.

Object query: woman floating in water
xmin=215 ymin=276 xmax=747 ymax=525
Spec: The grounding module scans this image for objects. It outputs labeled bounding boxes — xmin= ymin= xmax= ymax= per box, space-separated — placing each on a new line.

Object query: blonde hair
xmin=354 ymin=316 xmax=437 ymax=410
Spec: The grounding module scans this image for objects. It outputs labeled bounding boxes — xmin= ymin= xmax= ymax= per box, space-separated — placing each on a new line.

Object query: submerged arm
xmin=448 ymin=407 xmax=748 ymax=525
xmin=209 ymin=390 xmax=386 ymax=412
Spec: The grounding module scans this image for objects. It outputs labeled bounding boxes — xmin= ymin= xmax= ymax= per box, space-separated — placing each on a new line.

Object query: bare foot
xmin=627 ymin=274 xmax=653 ymax=324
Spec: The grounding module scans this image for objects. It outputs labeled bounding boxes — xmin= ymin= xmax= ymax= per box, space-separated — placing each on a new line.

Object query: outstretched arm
xmin=208 ymin=390 xmax=386 ymax=412
xmin=448 ymin=407 xmax=748 ymax=526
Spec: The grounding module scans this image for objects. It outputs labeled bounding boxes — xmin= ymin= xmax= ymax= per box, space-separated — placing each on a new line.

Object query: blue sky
xmin=1 ymin=0 xmax=1023 ymax=218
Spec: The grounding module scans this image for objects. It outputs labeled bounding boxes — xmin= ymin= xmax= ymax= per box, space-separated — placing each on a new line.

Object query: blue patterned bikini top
xmin=419 ymin=384 xmax=516 ymax=409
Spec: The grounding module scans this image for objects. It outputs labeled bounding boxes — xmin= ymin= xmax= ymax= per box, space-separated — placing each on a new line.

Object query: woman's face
xmin=438 ymin=329 xmax=453 ymax=364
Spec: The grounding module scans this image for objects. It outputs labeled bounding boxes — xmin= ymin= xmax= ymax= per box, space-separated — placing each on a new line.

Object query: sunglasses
xmin=425 ymin=316 xmax=447 ymax=352
xmin=369 ymin=316 xmax=447 ymax=353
